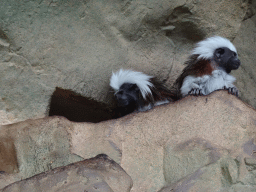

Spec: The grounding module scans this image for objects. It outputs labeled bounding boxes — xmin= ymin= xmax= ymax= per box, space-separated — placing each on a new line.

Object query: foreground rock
xmin=1 ymin=154 xmax=132 ymax=192
xmin=0 ymin=117 xmax=83 ymax=188
xmin=0 ymin=0 xmax=248 ymax=124
xmin=0 ymin=91 xmax=256 ymax=191
xmin=71 ymin=91 xmax=256 ymax=191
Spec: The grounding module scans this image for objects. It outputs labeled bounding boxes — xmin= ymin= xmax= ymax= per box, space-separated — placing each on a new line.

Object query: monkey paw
xmin=188 ymin=88 xmax=203 ymax=96
xmin=223 ymin=86 xmax=239 ymax=96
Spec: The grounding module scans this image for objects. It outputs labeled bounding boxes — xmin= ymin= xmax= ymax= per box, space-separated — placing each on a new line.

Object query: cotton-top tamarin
xmin=110 ymin=69 xmax=177 ymax=116
xmin=174 ymin=36 xmax=240 ymax=98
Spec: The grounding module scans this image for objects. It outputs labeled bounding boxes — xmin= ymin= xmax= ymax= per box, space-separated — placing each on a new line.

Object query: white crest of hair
xmin=181 ymin=70 xmax=236 ymax=97
xmin=192 ymin=36 xmax=237 ymax=59
xmin=110 ymin=69 xmax=154 ymax=99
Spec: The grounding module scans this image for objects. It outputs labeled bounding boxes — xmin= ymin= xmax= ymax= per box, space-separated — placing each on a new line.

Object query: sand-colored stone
xmin=70 ymin=91 xmax=256 ymax=191
xmin=0 ymin=117 xmax=83 ymax=188
xmin=1 ymin=91 xmax=256 ymax=191
xmin=0 ymin=138 xmax=18 ymax=174
xmin=0 ymin=0 xmax=248 ymax=124
xmin=1 ymin=154 xmax=133 ymax=192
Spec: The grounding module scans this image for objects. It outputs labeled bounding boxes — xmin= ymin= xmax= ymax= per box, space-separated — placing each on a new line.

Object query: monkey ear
xmin=215 ymin=48 xmax=225 ymax=58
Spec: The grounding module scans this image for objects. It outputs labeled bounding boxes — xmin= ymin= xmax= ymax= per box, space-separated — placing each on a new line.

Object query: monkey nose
xmin=233 ymin=60 xmax=240 ymax=69
xmin=229 ymin=58 xmax=240 ymax=70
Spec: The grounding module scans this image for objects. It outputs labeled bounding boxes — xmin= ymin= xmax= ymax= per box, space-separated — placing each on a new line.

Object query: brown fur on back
xmin=173 ymin=54 xmax=214 ymax=98
xmin=147 ymin=78 xmax=178 ymax=103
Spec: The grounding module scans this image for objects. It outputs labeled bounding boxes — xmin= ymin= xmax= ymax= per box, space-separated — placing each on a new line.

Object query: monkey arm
xmin=180 ymin=75 xmax=209 ymax=96
xmin=181 ymin=70 xmax=237 ymax=97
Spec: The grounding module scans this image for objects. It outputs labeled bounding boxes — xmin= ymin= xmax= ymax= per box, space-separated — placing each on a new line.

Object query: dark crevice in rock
xmin=243 ymin=0 xmax=256 ymax=21
xmin=221 ymin=165 xmax=233 ymax=186
xmin=245 ymin=157 xmax=256 ymax=171
xmin=48 ymin=87 xmax=120 ymax=123
xmin=0 ymin=28 xmax=10 ymax=48
xmin=162 ymin=57 xmax=175 ymax=83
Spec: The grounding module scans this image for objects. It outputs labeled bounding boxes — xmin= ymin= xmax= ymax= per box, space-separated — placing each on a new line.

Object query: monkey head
xmin=110 ymin=69 xmax=154 ymax=113
xmin=213 ymin=47 xmax=240 ymax=73
xmin=114 ymin=83 xmax=141 ymax=108
xmin=110 ymin=69 xmax=176 ymax=114
xmin=191 ymin=36 xmax=241 ymax=74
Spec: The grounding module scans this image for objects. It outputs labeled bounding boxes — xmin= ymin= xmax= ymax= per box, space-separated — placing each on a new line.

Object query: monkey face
xmin=115 ymin=83 xmax=140 ymax=107
xmin=214 ymin=47 xmax=240 ymax=73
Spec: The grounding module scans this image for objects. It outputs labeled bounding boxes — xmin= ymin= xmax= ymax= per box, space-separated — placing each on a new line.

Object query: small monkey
xmin=174 ymin=36 xmax=240 ymax=98
xmin=110 ymin=69 xmax=177 ymax=116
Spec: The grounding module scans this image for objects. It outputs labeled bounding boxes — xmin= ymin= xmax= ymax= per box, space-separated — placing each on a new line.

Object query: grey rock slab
xmin=1 ymin=154 xmax=133 ymax=192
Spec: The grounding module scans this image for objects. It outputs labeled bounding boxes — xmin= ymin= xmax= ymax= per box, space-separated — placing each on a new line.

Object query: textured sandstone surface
xmin=233 ymin=0 xmax=256 ymax=109
xmin=1 ymin=91 xmax=256 ymax=191
xmin=0 ymin=0 xmax=249 ymax=125
xmin=0 ymin=0 xmax=256 ymax=191
xmin=0 ymin=116 xmax=83 ymax=188
xmin=1 ymin=154 xmax=133 ymax=192
xmin=71 ymin=91 xmax=256 ymax=191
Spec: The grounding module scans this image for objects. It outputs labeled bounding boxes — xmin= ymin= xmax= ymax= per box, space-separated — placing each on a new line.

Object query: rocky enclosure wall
xmin=0 ymin=0 xmax=256 ymax=192
xmin=0 ymin=0 xmax=255 ymax=124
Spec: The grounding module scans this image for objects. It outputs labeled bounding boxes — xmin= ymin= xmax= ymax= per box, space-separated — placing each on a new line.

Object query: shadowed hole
xmin=48 ymin=87 xmax=118 ymax=123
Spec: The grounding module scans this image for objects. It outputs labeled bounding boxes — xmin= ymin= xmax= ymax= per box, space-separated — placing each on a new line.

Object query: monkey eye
xmin=215 ymin=48 xmax=225 ymax=58
xmin=233 ymin=52 xmax=237 ymax=57
xmin=128 ymin=84 xmax=139 ymax=91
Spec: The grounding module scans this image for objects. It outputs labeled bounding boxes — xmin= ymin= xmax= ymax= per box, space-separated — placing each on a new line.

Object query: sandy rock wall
xmin=0 ymin=0 xmax=250 ymax=124
xmin=0 ymin=1 xmax=256 ymax=191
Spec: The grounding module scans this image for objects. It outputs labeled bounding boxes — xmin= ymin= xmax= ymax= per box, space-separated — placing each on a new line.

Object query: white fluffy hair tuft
xmin=192 ymin=36 xmax=237 ymax=59
xmin=110 ymin=69 xmax=153 ymax=99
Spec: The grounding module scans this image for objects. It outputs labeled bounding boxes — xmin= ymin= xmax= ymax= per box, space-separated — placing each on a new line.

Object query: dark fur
xmin=114 ymin=78 xmax=177 ymax=116
xmin=213 ymin=47 xmax=240 ymax=73
xmin=114 ymin=83 xmax=143 ymax=116
xmin=150 ymin=78 xmax=178 ymax=102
